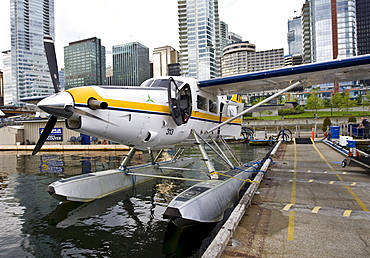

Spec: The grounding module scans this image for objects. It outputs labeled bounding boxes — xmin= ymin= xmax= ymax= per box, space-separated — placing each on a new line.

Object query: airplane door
xmin=168 ymin=78 xmax=192 ymax=126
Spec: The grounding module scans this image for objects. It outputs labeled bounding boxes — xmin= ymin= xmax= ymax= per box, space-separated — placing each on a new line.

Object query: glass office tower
xmin=303 ymin=0 xmax=356 ymax=63
xmin=287 ymin=16 xmax=303 ymax=55
xmin=178 ymin=0 xmax=220 ymax=80
xmin=112 ymin=42 xmax=150 ymax=86
xmin=64 ymin=37 xmax=106 ymax=89
xmin=356 ymin=0 xmax=370 ymax=55
xmin=7 ymin=0 xmax=55 ymax=106
xmin=303 ymin=0 xmax=357 ymax=91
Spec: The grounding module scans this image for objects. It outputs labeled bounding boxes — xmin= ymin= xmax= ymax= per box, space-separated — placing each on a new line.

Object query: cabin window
xmin=197 ymin=95 xmax=208 ymax=111
xmin=209 ymin=99 xmax=217 ymax=113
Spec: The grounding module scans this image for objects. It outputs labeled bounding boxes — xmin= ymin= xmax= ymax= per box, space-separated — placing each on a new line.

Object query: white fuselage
xmin=41 ymin=77 xmax=243 ymax=150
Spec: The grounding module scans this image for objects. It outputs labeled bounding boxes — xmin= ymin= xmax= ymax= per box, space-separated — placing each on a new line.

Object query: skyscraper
xmin=178 ymin=0 xmax=220 ymax=80
xmin=112 ymin=42 xmax=150 ymax=86
xmin=7 ymin=0 xmax=55 ymax=106
xmin=152 ymin=46 xmax=179 ymax=77
xmin=219 ymin=21 xmax=230 ymax=52
xmin=303 ymin=0 xmax=356 ymax=63
xmin=228 ymin=32 xmax=242 ymax=44
xmin=302 ymin=0 xmax=357 ymax=91
xmin=287 ymin=16 xmax=303 ymax=55
xmin=356 ymin=0 xmax=370 ymax=55
xmin=64 ymin=37 xmax=106 ymax=89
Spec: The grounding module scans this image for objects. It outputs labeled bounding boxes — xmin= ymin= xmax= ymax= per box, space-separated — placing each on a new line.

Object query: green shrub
xmin=278 ymin=106 xmax=305 ymax=116
xmin=322 ymin=116 xmax=332 ymax=132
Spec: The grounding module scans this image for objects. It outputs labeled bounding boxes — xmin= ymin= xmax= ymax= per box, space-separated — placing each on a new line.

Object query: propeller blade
xmin=44 ymin=35 xmax=60 ymax=93
xmin=32 ymin=115 xmax=58 ymax=155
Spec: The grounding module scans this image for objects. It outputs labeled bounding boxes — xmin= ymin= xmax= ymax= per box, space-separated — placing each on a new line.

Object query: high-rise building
xmin=219 ymin=21 xmax=230 ymax=53
xmin=106 ymin=65 xmax=113 ymax=85
xmin=356 ymin=0 xmax=370 ymax=55
xmin=112 ymin=42 xmax=150 ymax=86
xmin=64 ymin=37 xmax=106 ymax=89
xmin=221 ymin=42 xmax=284 ymax=77
xmin=178 ymin=0 xmax=220 ymax=80
xmin=59 ymin=68 xmax=65 ymax=91
xmin=302 ymin=2 xmax=312 ymax=64
xmin=152 ymin=46 xmax=179 ymax=77
xmin=356 ymin=0 xmax=370 ymax=86
xmin=228 ymin=32 xmax=242 ymax=43
xmin=221 ymin=41 xmax=256 ymax=77
xmin=7 ymin=0 xmax=55 ymax=106
xmin=302 ymin=0 xmax=357 ymax=91
xmin=303 ymin=0 xmax=356 ymax=63
xmin=287 ymin=16 xmax=303 ymax=55
xmin=2 ymin=50 xmax=12 ymax=106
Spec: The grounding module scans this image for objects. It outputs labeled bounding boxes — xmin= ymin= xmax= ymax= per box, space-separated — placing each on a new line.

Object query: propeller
xmin=43 ymin=35 xmax=60 ymax=93
xmin=32 ymin=36 xmax=60 ymax=155
xmin=32 ymin=116 xmax=58 ymax=155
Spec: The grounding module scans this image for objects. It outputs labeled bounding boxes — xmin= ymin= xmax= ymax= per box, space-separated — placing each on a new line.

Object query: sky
xmin=0 ymin=0 xmax=305 ymax=69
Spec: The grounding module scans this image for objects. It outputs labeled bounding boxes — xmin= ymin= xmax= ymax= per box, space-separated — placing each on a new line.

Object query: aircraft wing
xmin=198 ymin=54 xmax=370 ymax=95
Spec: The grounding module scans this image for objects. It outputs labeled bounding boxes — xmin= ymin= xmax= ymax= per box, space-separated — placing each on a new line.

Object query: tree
xmin=341 ymin=91 xmax=356 ymax=112
xmin=331 ymin=92 xmax=344 ymax=112
xmin=305 ymin=90 xmax=324 ymax=112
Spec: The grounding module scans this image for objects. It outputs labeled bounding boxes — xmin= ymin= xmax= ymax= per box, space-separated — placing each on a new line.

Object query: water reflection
xmin=0 ymin=144 xmax=271 ymax=257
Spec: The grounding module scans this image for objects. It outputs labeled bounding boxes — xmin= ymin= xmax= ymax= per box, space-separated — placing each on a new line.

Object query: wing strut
xmin=206 ymin=80 xmax=303 ymax=133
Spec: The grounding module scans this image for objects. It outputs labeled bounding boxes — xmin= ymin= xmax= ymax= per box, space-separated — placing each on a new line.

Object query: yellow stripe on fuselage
xmin=192 ymin=111 xmax=242 ymax=124
xmin=66 ymin=86 xmax=242 ymax=124
xmin=66 ymin=86 xmax=169 ymax=113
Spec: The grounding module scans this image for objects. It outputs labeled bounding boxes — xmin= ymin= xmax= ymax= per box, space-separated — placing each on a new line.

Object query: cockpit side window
xmin=140 ymin=79 xmax=154 ymax=87
xmin=141 ymin=78 xmax=183 ymax=88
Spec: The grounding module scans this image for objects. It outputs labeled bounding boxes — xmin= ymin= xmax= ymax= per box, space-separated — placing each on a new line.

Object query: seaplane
xmin=22 ymin=35 xmax=370 ymax=224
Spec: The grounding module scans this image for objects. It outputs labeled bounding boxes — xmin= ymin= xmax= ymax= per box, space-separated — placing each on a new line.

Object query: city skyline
xmin=0 ymin=0 xmax=304 ymax=70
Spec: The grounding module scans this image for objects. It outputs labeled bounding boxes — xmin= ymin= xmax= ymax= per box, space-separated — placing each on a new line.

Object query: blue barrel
xmin=330 ymin=126 xmax=340 ymax=139
xmin=347 ymin=140 xmax=356 ymax=148
xmin=80 ymin=133 xmax=91 ymax=145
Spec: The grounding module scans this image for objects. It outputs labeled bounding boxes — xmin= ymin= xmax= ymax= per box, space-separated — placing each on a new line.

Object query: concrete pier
xmin=208 ymin=139 xmax=370 ymax=257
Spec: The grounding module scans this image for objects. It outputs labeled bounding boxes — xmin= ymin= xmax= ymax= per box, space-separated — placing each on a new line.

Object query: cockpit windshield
xmin=140 ymin=78 xmax=184 ymax=88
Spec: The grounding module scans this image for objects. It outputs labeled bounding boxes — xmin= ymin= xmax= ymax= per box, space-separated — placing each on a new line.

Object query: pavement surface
xmin=221 ymin=140 xmax=370 ymax=258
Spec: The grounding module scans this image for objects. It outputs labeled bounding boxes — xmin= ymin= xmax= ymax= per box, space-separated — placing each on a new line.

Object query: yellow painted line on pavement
xmin=343 ymin=210 xmax=352 ymax=217
xmin=312 ymin=206 xmax=322 ymax=213
xmin=284 ymin=203 xmax=294 ymax=211
xmin=312 ymin=142 xmax=369 ymax=212
xmin=287 ymin=139 xmax=297 ymax=241
xmin=288 ymin=210 xmax=295 ymax=241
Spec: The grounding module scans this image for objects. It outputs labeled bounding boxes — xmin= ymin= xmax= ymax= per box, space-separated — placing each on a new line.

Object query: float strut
xmin=192 ymin=130 xmax=216 ymax=176
xmin=119 ymin=148 xmax=136 ymax=170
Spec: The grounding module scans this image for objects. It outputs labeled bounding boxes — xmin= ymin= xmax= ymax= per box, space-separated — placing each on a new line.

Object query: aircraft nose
xmin=37 ymin=91 xmax=74 ymax=118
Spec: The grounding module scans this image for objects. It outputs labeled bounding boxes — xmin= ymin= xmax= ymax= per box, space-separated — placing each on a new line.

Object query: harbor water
xmin=0 ymin=143 xmax=270 ymax=257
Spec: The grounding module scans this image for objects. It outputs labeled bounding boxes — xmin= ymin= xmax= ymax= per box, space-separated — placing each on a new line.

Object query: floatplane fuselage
xmin=38 ymin=77 xmax=243 ymax=150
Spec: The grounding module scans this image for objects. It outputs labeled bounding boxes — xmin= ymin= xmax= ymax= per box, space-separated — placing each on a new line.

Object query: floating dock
xmin=202 ymin=138 xmax=370 ymax=257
